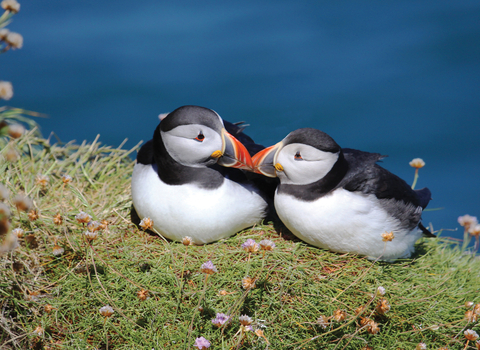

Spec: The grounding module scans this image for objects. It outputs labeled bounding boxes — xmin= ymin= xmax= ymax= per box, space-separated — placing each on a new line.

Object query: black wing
xmin=224 ymin=121 xmax=266 ymax=156
xmin=341 ymin=149 xmax=424 ymax=207
xmin=341 ymin=149 xmax=432 ymax=234
xmin=136 ymin=139 xmax=154 ymax=165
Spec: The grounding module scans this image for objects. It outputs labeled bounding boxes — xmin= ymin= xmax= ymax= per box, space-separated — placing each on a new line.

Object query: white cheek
xmin=276 ymin=154 xmax=304 ymax=184
xmin=277 ymin=147 xmax=339 ymax=185
xmin=161 ymin=129 xmax=221 ymax=167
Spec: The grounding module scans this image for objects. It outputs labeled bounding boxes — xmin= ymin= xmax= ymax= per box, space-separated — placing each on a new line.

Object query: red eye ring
xmin=195 ymin=133 xmax=205 ymax=142
xmin=294 ymin=151 xmax=302 ymax=160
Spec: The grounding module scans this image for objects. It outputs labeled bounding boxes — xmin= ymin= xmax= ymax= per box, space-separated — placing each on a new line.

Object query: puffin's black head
xmin=160 ymin=106 xmax=224 ymax=134
xmin=155 ymin=105 xmax=253 ymax=170
xmin=252 ymin=128 xmax=343 ymax=185
xmin=283 ymin=128 xmax=341 ymax=154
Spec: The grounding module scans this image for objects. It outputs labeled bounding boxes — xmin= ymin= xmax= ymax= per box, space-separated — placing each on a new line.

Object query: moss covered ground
xmin=1 ymin=116 xmax=479 ymax=349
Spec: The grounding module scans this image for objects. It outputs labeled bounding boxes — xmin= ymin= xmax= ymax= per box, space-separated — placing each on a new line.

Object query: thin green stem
xmin=186 ymin=273 xmax=210 ymax=349
xmin=172 ymin=246 xmax=189 ymax=324
xmin=411 ymin=168 xmax=419 ymax=189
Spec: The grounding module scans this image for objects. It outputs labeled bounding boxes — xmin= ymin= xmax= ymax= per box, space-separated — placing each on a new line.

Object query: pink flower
xmin=0 ymin=81 xmax=13 ymax=100
xmin=99 ymin=305 xmax=114 ymax=317
xmin=211 ymin=313 xmax=230 ymax=327
xmin=458 ymin=215 xmax=478 ymax=231
xmin=259 ymin=239 xmax=276 ymax=251
xmin=52 ymin=245 xmax=64 ymax=256
xmin=239 ymin=315 xmax=253 ymax=326
xmin=61 ymin=174 xmax=73 ymax=183
xmin=139 ymin=217 xmax=153 ymax=230
xmin=241 ymin=238 xmax=259 ymax=252
xmin=75 ymin=211 xmax=92 ymax=224
xmin=5 ymin=31 xmax=23 ymax=49
xmin=465 ymin=329 xmax=479 ymax=341
xmin=87 ymin=221 xmax=102 ymax=232
xmin=7 ymin=124 xmax=24 ymax=139
xmin=409 ymin=158 xmax=425 ymax=169
xmin=469 ymin=224 xmax=480 ymax=237
xmin=416 ymin=343 xmax=427 ymax=350
xmin=1 ymin=0 xmax=20 ymax=13
xmin=194 ymin=336 xmax=210 ymax=349
xmin=200 ymin=261 xmax=217 ymax=274
xmin=182 ymin=236 xmax=193 ymax=245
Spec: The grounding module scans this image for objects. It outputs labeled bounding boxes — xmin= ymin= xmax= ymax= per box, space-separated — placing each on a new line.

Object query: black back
xmin=223 ymin=120 xmax=266 ymax=156
xmin=278 ymin=147 xmax=432 ymax=231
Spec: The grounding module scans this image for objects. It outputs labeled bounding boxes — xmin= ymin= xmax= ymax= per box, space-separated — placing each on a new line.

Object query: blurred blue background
xmin=2 ymin=0 xmax=479 ymax=240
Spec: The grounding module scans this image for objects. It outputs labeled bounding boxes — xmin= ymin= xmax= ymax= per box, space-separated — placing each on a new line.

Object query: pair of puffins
xmin=131 ymin=105 xmax=433 ymax=261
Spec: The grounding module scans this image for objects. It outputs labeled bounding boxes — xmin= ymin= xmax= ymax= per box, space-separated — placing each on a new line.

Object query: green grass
xmin=1 ymin=117 xmax=479 ymax=349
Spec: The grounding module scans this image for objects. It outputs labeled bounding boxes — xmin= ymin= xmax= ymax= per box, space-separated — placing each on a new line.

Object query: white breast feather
xmin=131 ymin=164 xmax=267 ymax=244
xmin=275 ymin=188 xmax=422 ymax=261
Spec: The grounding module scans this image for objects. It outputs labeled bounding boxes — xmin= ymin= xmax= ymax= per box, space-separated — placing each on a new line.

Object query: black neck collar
xmin=151 ymin=124 xmax=227 ymax=189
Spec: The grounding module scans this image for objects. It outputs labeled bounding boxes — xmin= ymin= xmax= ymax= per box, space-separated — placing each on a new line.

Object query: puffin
xmin=131 ymin=105 xmax=268 ymax=244
xmin=252 ymin=128 xmax=434 ymax=261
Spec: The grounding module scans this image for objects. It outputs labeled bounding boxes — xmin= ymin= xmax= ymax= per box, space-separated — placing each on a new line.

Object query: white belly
xmin=275 ymin=188 xmax=422 ymax=261
xmin=131 ymin=164 xmax=268 ymax=244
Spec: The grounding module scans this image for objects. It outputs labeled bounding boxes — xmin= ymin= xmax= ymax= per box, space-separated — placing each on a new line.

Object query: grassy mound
xmin=1 ymin=121 xmax=479 ymax=349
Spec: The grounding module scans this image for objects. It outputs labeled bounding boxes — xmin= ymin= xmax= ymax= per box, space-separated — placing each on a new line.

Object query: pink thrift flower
xmin=194 ymin=336 xmax=210 ymax=349
xmin=241 ymin=238 xmax=259 ymax=252
xmin=200 ymin=261 xmax=217 ymax=274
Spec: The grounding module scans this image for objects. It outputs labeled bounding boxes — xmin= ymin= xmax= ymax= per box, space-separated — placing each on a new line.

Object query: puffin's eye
xmin=294 ymin=151 xmax=303 ymax=160
xmin=195 ymin=133 xmax=205 ymax=142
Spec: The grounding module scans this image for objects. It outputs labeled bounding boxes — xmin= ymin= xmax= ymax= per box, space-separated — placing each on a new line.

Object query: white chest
xmin=274 ymin=188 xmax=422 ymax=261
xmin=131 ymin=164 xmax=267 ymax=244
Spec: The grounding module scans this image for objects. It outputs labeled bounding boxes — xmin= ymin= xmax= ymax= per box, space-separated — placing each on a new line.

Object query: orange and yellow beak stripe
xmin=215 ymin=129 xmax=254 ymax=170
xmin=251 ymin=142 xmax=283 ymax=177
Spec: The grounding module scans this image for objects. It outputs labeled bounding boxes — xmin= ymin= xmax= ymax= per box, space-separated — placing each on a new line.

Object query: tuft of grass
xmin=1 ymin=122 xmax=479 ymax=350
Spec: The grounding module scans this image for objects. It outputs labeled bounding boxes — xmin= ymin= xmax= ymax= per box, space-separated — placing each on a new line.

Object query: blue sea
xmin=2 ymin=0 xmax=479 ymax=241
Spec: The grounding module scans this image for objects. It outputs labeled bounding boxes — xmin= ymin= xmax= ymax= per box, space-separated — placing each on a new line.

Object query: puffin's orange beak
xmin=251 ymin=142 xmax=283 ymax=177
xmin=215 ymin=129 xmax=254 ymax=170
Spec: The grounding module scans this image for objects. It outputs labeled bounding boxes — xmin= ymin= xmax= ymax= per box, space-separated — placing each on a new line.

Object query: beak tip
xmin=219 ymin=130 xmax=255 ymax=170
xmin=250 ymin=143 xmax=282 ymax=178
